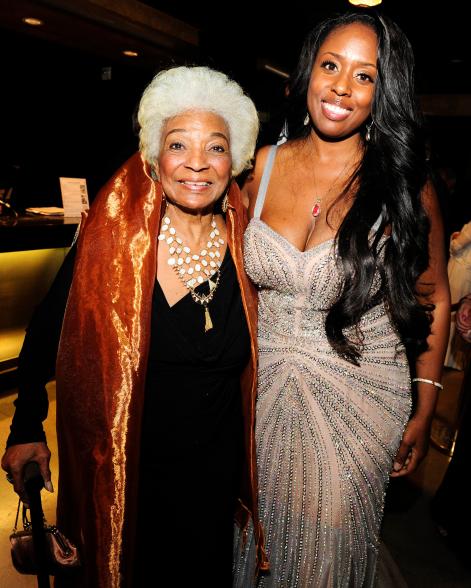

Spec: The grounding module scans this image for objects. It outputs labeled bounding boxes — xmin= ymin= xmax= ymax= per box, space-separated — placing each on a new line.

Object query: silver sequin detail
xmin=233 ymin=219 xmax=412 ymax=587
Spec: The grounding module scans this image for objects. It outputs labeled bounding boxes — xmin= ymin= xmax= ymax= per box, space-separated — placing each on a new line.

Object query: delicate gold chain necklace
xmin=309 ymin=157 xmax=355 ymax=233
xmin=158 ymin=210 xmax=225 ymax=332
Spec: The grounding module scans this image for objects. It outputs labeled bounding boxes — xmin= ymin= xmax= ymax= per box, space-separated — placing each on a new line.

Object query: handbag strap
xmin=12 ymin=497 xmax=21 ymax=533
xmin=12 ymin=497 xmax=47 ymax=533
xmin=22 ymin=503 xmax=33 ymax=531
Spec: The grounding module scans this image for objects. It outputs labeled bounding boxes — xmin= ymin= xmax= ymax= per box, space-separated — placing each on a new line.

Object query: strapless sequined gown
xmin=233 ymin=218 xmax=412 ymax=587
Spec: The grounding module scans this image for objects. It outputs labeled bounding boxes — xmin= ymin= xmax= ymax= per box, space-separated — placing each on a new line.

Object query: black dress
xmin=135 ymin=247 xmax=250 ymax=586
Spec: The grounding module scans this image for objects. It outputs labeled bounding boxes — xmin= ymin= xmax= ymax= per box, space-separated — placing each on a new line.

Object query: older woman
xmin=2 ymin=66 xmax=268 ymax=587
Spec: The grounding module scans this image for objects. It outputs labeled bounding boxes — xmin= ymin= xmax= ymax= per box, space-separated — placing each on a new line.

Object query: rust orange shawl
xmin=55 ymin=152 xmax=267 ymax=587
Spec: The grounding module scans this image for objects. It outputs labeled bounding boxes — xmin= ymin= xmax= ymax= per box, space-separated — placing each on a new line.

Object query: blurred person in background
xmin=444 ymin=220 xmax=471 ymax=370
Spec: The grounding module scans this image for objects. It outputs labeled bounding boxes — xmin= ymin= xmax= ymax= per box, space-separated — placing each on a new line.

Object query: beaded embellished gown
xmin=233 ymin=146 xmax=412 ymax=587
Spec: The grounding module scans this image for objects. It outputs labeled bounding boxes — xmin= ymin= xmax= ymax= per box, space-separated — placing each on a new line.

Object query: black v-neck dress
xmin=134 ymin=248 xmax=250 ymax=586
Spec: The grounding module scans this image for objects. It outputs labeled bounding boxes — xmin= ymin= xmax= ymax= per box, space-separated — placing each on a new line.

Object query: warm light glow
xmin=348 ymin=0 xmax=382 ymax=6
xmin=122 ymin=50 xmax=139 ymax=57
xmin=22 ymin=17 xmax=44 ymax=26
xmin=0 ymin=248 xmax=70 ymax=362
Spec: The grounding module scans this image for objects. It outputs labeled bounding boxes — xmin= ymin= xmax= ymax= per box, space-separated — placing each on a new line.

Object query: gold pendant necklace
xmin=158 ymin=209 xmax=224 ymax=332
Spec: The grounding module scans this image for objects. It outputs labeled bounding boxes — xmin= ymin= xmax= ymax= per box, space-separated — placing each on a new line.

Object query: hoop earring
xmin=303 ymin=113 xmax=310 ymax=126
xmin=365 ymin=121 xmax=374 ymax=142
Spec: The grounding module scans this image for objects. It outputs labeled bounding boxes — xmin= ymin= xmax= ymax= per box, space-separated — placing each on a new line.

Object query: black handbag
xmin=10 ymin=498 xmax=81 ymax=575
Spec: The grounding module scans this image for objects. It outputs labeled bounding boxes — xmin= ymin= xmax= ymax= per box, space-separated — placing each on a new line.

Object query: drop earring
xmin=221 ymin=192 xmax=229 ymax=213
xmin=303 ymin=113 xmax=310 ymax=126
xmin=365 ymin=121 xmax=374 ymax=142
xmin=221 ymin=195 xmax=228 ymax=213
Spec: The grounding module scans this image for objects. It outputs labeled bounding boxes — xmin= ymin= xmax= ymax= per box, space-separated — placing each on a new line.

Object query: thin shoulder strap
xmin=253 ymin=145 xmax=278 ymax=219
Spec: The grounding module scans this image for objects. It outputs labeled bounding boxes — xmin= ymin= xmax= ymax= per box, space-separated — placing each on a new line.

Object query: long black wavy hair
xmin=286 ymin=11 xmax=432 ymax=364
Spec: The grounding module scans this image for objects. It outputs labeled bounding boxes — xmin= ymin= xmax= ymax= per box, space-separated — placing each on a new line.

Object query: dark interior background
xmin=1 ymin=0 xmax=470 ymax=233
xmin=0 ymin=29 xmax=153 ymax=207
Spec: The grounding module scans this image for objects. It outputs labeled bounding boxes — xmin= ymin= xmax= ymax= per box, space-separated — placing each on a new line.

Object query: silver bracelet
xmin=412 ymin=377 xmax=443 ymax=390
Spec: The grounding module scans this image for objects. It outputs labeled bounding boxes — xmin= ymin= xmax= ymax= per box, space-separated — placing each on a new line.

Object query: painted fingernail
xmin=393 ymin=461 xmax=402 ymax=472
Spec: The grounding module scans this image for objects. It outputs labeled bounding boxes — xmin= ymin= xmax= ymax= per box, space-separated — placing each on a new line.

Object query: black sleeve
xmin=6 ymin=244 xmax=77 ymax=447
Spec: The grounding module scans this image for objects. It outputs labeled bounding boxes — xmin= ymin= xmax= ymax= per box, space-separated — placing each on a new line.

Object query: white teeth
xmin=179 ymin=181 xmax=211 ymax=186
xmin=324 ymin=102 xmax=349 ymax=115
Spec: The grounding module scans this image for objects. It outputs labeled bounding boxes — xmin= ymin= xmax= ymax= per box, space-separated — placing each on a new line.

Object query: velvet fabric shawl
xmin=55 ymin=152 xmax=268 ymax=587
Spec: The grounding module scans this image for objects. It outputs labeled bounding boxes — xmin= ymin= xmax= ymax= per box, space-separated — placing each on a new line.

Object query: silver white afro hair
xmin=137 ymin=66 xmax=259 ymax=176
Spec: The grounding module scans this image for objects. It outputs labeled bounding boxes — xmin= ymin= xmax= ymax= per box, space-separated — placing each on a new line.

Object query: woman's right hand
xmin=1 ymin=442 xmax=53 ymax=501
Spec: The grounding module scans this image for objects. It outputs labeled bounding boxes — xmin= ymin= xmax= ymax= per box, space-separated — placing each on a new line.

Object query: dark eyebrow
xmin=165 ymin=129 xmax=230 ymax=142
xmin=322 ymin=51 xmax=377 ymax=69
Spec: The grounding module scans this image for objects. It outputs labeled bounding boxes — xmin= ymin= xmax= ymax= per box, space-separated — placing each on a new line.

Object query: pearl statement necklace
xmin=158 ymin=211 xmax=224 ymax=332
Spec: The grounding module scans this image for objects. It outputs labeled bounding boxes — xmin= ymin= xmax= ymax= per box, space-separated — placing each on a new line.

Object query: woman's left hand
xmin=390 ymin=416 xmax=431 ymax=477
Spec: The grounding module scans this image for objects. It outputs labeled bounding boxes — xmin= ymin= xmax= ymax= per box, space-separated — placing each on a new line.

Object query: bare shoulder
xmin=241 ymin=145 xmax=275 ymax=216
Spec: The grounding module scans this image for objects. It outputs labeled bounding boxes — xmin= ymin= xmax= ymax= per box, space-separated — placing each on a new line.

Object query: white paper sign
xmin=59 ymin=177 xmax=89 ymax=217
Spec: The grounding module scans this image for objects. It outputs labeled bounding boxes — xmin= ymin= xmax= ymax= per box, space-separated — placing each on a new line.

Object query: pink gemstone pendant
xmin=312 ymin=203 xmax=321 ymax=217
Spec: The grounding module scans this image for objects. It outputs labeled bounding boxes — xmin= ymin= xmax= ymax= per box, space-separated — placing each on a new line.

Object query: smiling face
xmin=307 ymin=22 xmax=378 ymax=140
xmin=154 ymin=110 xmax=232 ymax=213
